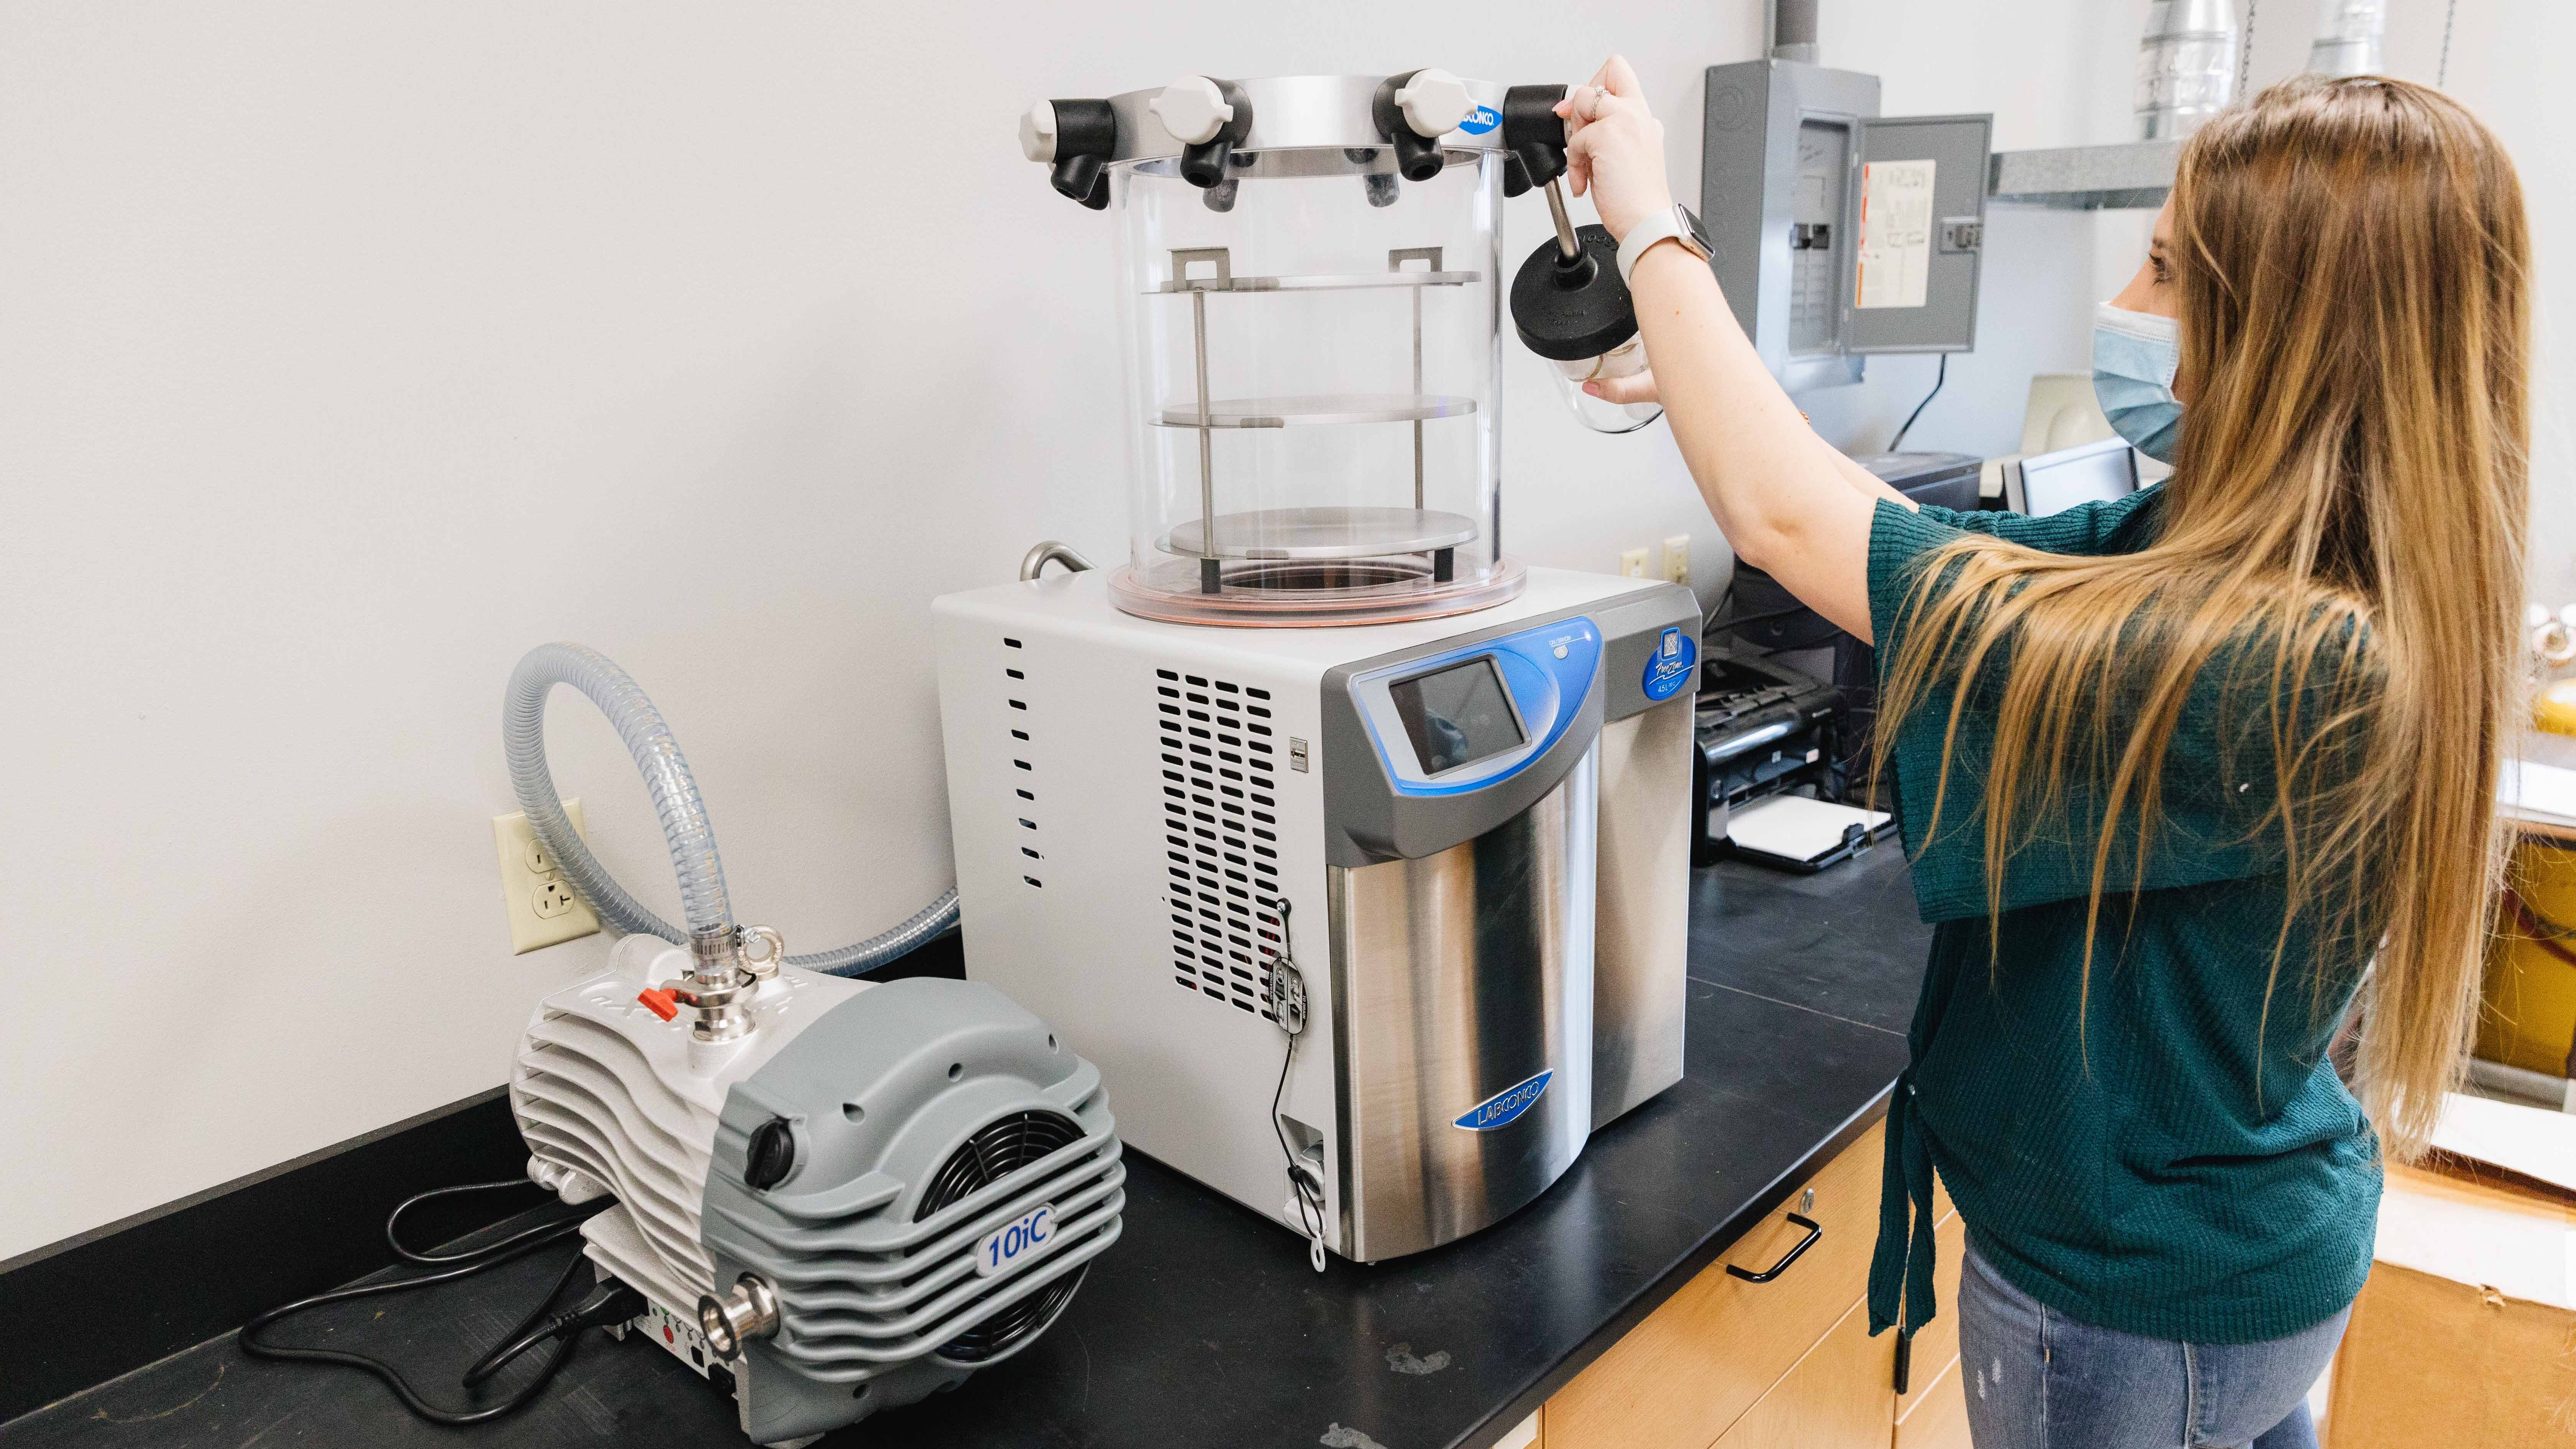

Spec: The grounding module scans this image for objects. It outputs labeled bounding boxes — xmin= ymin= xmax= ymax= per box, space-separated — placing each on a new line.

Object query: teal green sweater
xmin=1864 ymin=490 xmax=2380 ymax=1346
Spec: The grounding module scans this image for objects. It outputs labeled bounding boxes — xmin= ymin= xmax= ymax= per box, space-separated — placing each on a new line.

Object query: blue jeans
xmin=1955 ymin=1240 xmax=2349 ymax=1449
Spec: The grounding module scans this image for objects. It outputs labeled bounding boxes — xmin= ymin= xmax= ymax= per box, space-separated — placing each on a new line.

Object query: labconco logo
xmin=1452 ymin=1068 xmax=1553 ymax=1132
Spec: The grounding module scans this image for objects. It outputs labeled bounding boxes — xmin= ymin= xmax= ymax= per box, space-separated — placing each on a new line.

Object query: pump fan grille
xmin=916 ymin=1111 xmax=1083 ymax=1221
xmin=916 ymin=1109 xmax=1087 ymax=1363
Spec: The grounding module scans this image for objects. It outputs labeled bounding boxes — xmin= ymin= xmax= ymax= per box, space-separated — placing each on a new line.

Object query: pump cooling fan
xmin=511 ymin=934 xmax=1124 ymax=1446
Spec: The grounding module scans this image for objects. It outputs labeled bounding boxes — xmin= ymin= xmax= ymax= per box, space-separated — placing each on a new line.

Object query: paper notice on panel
xmin=1854 ymin=159 xmax=1935 ymax=310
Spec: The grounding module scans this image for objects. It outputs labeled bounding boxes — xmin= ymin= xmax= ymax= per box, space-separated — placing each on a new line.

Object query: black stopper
xmin=743 ymin=1117 xmax=797 ymax=1190
xmin=1045 ymin=99 xmax=1118 ymax=210
xmin=1510 ymin=224 xmax=1638 ymax=362
xmin=1372 ymin=71 xmax=1447 ymax=182
xmin=1502 ymin=84 xmax=1569 ymax=191
xmin=1502 ymin=152 xmax=1533 ymax=198
xmin=1179 ymin=80 xmax=1254 ymax=190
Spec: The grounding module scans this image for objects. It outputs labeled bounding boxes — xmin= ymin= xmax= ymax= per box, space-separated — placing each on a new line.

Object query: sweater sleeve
xmin=1914 ymin=486 xmax=2163 ymax=555
xmin=1865 ymin=498 xmax=2338 ymax=924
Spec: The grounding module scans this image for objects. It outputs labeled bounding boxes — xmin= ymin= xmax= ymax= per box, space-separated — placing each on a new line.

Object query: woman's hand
xmin=1556 ymin=55 xmax=1673 ymax=243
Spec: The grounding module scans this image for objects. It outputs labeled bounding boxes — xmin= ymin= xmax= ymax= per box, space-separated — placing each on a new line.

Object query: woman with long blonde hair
xmin=1560 ymin=62 xmax=2528 ymax=1449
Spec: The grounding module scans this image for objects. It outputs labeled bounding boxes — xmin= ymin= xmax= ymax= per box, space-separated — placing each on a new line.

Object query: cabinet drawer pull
xmin=1724 ymin=1212 xmax=1821 ymax=1283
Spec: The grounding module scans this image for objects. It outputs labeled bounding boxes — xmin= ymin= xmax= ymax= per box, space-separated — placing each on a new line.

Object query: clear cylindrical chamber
xmin=1107 ymin=145 xmax=1517 ymax=626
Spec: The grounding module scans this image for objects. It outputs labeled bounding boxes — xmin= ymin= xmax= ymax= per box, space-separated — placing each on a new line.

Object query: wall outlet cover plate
xmin=493 ymin=799 xmax=601 ymax=954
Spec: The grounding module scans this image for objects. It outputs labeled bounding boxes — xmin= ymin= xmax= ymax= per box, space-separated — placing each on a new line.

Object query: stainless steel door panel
xmin=1590 ymin=703 xmax=1694 ymax=1127
xmin=1326 ymin=750 xmax=1597 ymax=1261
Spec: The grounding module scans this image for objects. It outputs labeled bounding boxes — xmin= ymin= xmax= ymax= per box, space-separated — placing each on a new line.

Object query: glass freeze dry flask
xmin=1510 ymin=187 xmax=1661 ymax=435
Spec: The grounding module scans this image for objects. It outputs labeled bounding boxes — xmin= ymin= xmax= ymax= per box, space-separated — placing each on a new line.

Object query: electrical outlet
xmin=494 ymin=798 xmax=600 ymax=954
xmin=1620 ymin=547 xmax=1649 ymax=578
xmin=1663 ymin=534 xmax=1691 ymax=587
xmin=532 ymin=877 xmax=583 ymax=920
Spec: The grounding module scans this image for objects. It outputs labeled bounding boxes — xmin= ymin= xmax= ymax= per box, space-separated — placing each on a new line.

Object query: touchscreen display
xmin=1388 ymin=657 xmax=1524 ymax=775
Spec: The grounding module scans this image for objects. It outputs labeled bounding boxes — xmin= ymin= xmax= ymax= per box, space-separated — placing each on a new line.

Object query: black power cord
xmin=240 ymin=1179 xmax=629 ymax=1426
xmin=1263 ymin=900 xmax=1329 ymax=1270
xmin=1886 ymin=353 xmax=1948 ymax=453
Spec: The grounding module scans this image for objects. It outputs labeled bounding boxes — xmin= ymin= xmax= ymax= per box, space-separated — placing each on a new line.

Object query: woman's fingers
xmin=1600 ymin=54 xmax=1643 ymax=99
xmin=1583 ymin=370 xmax=1661 ymax=406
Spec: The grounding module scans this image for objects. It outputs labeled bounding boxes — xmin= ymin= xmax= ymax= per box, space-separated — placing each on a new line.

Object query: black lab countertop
xmin=13 ymin=848 xmax=1930 ymax=1449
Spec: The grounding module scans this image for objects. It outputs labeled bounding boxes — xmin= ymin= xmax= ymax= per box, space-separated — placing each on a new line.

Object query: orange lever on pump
xmin=637 ymin=989 xmax=680 ymax=1022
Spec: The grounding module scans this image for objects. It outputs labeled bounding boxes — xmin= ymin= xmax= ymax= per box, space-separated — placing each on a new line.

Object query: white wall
xmin=3 ymin=0 xmax=2561 ymax=1262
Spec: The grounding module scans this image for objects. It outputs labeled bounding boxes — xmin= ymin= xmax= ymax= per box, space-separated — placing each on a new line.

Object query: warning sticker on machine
xmin=1854 ymin=158 xmax=1935 ymax=310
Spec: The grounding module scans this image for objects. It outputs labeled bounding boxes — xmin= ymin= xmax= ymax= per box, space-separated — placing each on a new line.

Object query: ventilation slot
xmin=1155 ymin=667 xmax=1280 ymax=1021
xmin=1007 ymin=641 xmax=1040 ymax=887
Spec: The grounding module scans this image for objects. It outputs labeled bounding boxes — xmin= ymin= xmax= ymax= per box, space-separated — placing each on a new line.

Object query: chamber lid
xmin=1159 ymin=506 xmax=1480 ymax=561
xmin=1101 ymin=75 xmax=1511 ymax=168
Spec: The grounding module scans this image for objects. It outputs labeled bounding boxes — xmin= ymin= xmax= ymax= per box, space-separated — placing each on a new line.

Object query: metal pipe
xmin=2308 ymin=0 xmax=2386 ymax=77
xmin=1543 ymin=178 xmax=1582 ymax=260
xmin=1018 ymin=540 xmax=1097 ymax=581
xmin=1191 ymin=288 xmax=1218 ymax=594
xmin=2136 ymin=0 xmax=2241 ymax=141
xmin=1411 ymin=285 xmax=1425 ymax=509
xmin=1770 ymin=0 xmax=1820 ymax=63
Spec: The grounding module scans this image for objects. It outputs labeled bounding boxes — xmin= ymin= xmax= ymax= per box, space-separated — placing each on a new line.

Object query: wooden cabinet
xmin=1894 ymin=1357 xmax=1972 ymax=1449
xmin=1544 ymin=1122 xmax=1888 ymax=1449
xmin=1711 ymin=1298 xmax=1893 ymax=1449
xmin=1539 ymin=1121 xmax=1966 ymax=1449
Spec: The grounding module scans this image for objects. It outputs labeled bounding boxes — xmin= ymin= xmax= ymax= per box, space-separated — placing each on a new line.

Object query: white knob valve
xmin=1019 ymin=100 xmax=1058 ymax=163
xmin=1150 ymin=75 xmax=1235 ymax=146
xmin=1393 ymin=68 xmax=1474 ymax=138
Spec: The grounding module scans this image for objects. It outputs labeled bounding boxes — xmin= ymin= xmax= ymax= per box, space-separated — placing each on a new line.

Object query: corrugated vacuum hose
xmin=502 ymin=641 xmax=959 ymax=975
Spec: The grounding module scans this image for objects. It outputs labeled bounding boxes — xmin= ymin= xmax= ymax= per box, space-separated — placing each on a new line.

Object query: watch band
xmin=1617 ymin=209 xmax=1688 ymax=288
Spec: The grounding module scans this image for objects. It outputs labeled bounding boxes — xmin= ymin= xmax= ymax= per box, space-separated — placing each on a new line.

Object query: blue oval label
xmin=1457 ymin=104 xmax=1502 ymax=136
xmin=1454 ymin=1068 xmax=1552 ymax=1131
xmin=1641 ymin=626 xmax=1698 ymax=702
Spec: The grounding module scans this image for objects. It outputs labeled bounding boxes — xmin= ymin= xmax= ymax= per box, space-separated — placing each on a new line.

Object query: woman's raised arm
xmin=1559 ymin=55 xmax=1909 ymax=641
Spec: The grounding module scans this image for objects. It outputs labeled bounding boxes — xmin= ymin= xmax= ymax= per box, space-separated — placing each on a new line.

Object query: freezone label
xmin=1641 ymin=626 xmax=1698 ymax=702
xmin=976 ymin=1202 xmax=1056 ymax=1278
xmin=1453 ymin=1069 xmax=1553 ymax=1131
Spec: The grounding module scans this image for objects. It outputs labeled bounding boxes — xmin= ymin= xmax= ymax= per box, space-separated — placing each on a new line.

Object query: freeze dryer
xmin=939 ymin=70 xmax=1699 ymax=1265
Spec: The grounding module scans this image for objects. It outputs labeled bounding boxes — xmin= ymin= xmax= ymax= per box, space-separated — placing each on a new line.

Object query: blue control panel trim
xmin=1347 ymin=617 xmax=1602 ymax=798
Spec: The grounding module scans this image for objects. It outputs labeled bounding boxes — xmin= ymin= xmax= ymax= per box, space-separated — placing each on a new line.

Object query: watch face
xmin=1678 ymin=205 xmax=1712 ymax=254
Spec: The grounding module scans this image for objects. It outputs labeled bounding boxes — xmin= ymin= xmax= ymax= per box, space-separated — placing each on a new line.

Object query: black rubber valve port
xmin=1372 ymin=71 xmax=1447 ymax=183
xmin=1501 ymin=84 xmax=1570 ymax=191
xmin=744 ymin=1117 xmax=797 ymax=1190
xmin=1179 ymin=80 xmax=1255 ymax=190
xmin=1042 ymin=99 xmax=1118 ymax=210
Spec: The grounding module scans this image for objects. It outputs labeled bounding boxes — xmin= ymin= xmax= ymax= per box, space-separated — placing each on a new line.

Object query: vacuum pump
xmin=504 ymin=644 xmax=1123 ymax=1445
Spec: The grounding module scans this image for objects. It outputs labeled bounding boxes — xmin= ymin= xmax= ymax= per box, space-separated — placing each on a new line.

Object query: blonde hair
xmin=1873 ymin=75 xmax=2530 ymax=1161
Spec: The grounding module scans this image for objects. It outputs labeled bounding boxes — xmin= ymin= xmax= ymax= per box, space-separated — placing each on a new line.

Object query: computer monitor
xmin=2008 ymin=437 xmax=2140 ymax=517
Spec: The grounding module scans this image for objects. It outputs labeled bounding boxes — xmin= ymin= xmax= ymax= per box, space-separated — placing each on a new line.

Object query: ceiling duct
xmin=1769 ymin=0 xmax=1819 ymax=64
xmin=2308 ymin=0 xmax=2387 ymax=77
xmin=2135 ymin=0 xmax=2241 ymax=140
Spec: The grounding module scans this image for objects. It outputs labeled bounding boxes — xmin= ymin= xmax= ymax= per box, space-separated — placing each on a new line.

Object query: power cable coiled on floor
xmin=238 ymin=1180 xmax=636 ymax=1426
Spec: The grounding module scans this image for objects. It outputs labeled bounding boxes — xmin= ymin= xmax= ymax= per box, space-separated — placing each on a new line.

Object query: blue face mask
xmin=2093 ymin=301 xmax=2183 ymax=463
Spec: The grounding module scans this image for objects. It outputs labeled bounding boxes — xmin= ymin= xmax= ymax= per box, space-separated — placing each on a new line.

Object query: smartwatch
xmin=1617 ymin=203 xmax=1714 ymax=287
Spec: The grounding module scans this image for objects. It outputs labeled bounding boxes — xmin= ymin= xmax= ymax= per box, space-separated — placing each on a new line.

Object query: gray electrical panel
xmin=1701 ymin=59 xmax=1991 ymax=393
